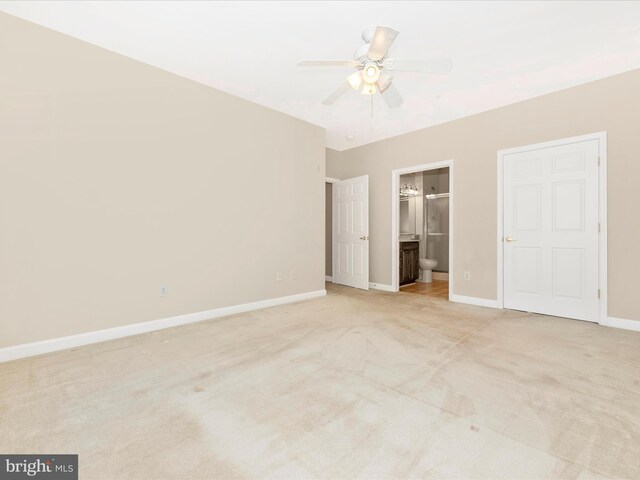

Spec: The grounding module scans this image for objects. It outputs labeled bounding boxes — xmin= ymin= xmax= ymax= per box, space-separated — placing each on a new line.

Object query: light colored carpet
xmin=1 ymin=283 xmax=639 ymax=479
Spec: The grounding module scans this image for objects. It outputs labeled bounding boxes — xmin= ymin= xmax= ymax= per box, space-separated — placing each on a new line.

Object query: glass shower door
xmin=424 ymin=194 xmax=449 ymax=272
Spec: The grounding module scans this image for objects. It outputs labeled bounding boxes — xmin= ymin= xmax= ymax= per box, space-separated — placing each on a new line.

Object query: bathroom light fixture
xmin=400 ymin=184 xmax=419 ymax=198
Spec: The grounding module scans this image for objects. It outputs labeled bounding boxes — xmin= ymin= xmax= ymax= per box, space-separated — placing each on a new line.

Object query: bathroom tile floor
xmin=2 ymin=282 xmax=640 ymax=479
xmin=400 ymin=279 xmax=449 ymax=298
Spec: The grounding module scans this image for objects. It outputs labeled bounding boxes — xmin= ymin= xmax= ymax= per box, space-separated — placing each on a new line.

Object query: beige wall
xmin=0 ymin=13 xmax=326 ymax=348
xmin=327 ymin=68 xmax=640 ymax=323
xmin=325 ymin=183 xmax=332 ymax=277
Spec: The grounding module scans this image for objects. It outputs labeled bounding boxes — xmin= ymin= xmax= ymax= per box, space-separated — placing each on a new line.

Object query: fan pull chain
xmin=371 ymin=93 xmax=374 ymax=118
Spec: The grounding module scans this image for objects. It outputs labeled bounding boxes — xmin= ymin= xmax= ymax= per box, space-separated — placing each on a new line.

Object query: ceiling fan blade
xmin=322 ymin=82 xmax=351 ymax=105
xmin=380 ymin=83 xmax=403 ymax=108
xmin=377 ymin=71 xmax=393 ymax=93
xmin=383 ymin=58 xmax=453 ymax=74
xmin=298 ymin=60 xmax=360 ymax=67
xmin=367 ymin=26 xmax=399 ymax=61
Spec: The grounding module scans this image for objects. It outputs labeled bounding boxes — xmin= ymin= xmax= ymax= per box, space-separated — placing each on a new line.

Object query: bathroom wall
xmin=423 ymin=168 xmax=449 ymax=195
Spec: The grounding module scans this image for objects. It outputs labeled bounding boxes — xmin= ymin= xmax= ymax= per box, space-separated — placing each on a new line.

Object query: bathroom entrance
xmin=392 ymin=161 xmax=453 ymax=299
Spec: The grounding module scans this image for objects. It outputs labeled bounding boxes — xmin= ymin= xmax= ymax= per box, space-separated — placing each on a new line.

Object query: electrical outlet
xmin=160 ymin=286 xmax=168 ymax=297
xmin=463 ymin=271 xmax=471 ymax=281
xmin=290 ymin=270 xmax=295 ymax=280
xmin=276 ymin=272 xmax=282 ymax=281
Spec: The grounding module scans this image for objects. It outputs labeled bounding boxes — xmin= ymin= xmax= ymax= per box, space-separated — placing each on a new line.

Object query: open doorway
xmin=325 ymin=179 xmax=335 ymax=283
xmin=392 ymin=161 xmax=453 ymax=300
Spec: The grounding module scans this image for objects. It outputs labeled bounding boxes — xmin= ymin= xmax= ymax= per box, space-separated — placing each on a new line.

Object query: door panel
xmin=513 ymin=247 xmax=540 ymax=294
xmin=338 ymin=243 xmax=349 ymax=274
xmin=552 ymin=248 xmax=584 ymax=298
xmin=332 ymin=175 xmax=369 ymax=290
xmin=503 ymin=140 xmax=599 ymax=322
xmin=353 ymin=244 xmax=365 ymax=277
xmin=552 ymin=180 xmax=584 ymax=231
xmin=514 ymin=184 xmax=541 ymax=231
xmin=338 ymin=202 xmax=349 ymax=233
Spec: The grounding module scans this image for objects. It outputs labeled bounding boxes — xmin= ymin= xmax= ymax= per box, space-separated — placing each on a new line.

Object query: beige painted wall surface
xmin=0 ymin=13 xmax=326 ymax=348
xmin=326 ymin=148 xmax=345 ymax=181
xmin=327 ymin=68 xmax=640 ymax=322
xmin=325 ymin=183 xmax=332 ymax=277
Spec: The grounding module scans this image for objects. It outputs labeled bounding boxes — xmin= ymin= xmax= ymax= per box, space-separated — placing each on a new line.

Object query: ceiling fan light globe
xmin=362 ymin=63 xmax=380 ymax=84
xmin=347 ymin=71 xmax=363 ymax=90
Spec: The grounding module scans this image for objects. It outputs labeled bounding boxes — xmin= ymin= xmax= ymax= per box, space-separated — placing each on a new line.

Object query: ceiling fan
xmin=298 ymin=26 xmax=453 ymax=109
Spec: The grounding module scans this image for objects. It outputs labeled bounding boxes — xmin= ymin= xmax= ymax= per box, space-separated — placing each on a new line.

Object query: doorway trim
xmin=496 ymin=132 xmax=607 ymax=323
xmin=391 ymin=160 xmax=454 ymax=297
xmin=325 ymin=177 xmax=339 ymax=283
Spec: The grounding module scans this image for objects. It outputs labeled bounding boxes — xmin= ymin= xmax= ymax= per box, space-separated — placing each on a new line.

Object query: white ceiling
xmin=2 ymin=1 xmax=640 ymax=151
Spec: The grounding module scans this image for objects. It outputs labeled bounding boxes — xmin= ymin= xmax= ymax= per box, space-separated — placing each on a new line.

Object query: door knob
xmin=360 ymin=235 xmax=369 ymax=240
xmin=504 ymin=236 xmax=516 ymax=243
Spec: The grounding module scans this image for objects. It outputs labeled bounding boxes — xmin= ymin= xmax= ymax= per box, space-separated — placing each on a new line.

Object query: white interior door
xmin=503 ymin=139 xmax=599 ymax=322
xmin=333 ymin=175 xmax=369 ymax=290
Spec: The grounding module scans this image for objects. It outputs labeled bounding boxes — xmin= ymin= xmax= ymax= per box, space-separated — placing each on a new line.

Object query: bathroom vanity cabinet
xmin=399 ymin=241 xmax=420 ymax=285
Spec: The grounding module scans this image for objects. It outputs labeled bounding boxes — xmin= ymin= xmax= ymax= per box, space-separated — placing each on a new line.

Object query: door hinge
xmin=597 ymin=223 xmax=601 ymax=233
xmin=597 ymin=157 xmax=600 ymax=167
xmin=598 ymin=289 xmax=601 ymax=299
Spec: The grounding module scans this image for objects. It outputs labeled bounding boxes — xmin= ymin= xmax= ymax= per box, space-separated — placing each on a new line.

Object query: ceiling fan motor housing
xmin=354 ymin=43 xmax=371 ymax=61
xmin=361 ymin=26 xmax=376 ymax=43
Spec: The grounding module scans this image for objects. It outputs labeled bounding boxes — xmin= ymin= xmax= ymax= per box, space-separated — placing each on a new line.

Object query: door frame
xmin=391 ymin=160 xmax=454 ymax=296
xmin=496 ymin=132 xmax=608 ymax=323
xmin=325 ymin=177 xmax=340 ymax=283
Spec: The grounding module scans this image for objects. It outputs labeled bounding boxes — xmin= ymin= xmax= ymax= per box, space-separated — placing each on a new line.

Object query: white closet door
xmin=503 ymin=140 xmax=599 ymax=322
xmin=333 ymin=175 xmax=369 ymax=290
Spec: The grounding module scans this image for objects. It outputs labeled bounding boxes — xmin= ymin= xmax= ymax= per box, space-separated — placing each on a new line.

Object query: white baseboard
xmin=601 ymin=316 xmax=640 ymax=332
xmin=432 ymin=272 xmax=449 ymax=281
xmin=0 ymin=289 xmax=327 ymax=363
xmin=451 ymin=294 xmax=499 ymax=309
xmin=325 ymin=275 xmax=333 ymax=282
xmin=369 ymin=282 xmax=396 ymax=292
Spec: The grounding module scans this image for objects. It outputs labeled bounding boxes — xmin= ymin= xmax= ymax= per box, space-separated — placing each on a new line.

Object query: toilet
xmin=418 ymin=258 xmax=438 ymax=283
